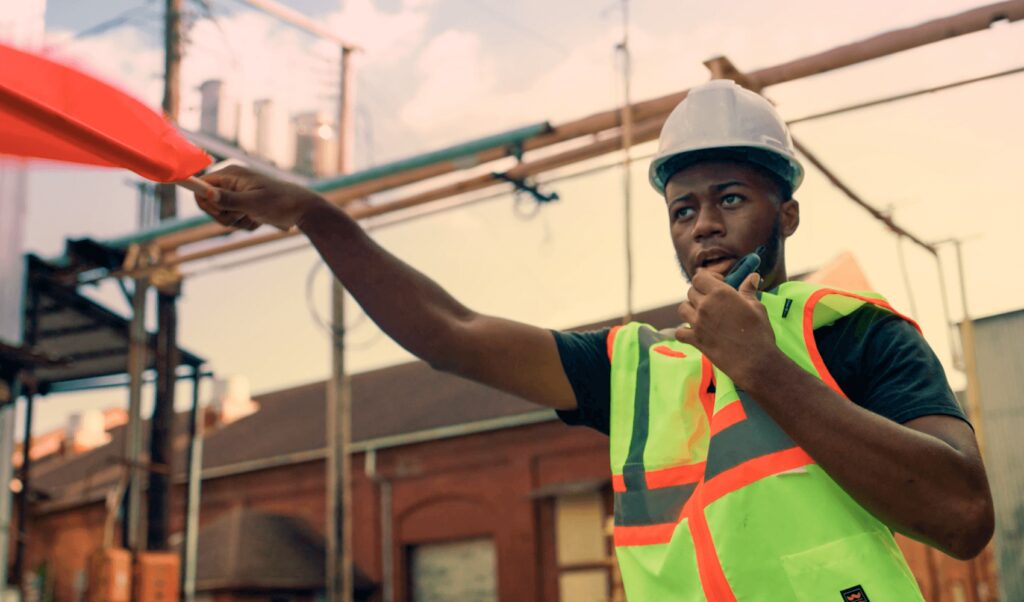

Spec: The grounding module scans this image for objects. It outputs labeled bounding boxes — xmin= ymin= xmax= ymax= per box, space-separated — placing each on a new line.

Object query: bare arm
xmin=678 ymin=271 xmax=994 ymax=559
xmin=195 ymin=166 xmax=577 ymax=410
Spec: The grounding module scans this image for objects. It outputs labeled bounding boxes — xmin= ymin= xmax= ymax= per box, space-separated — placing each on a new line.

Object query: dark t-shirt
xmin=553 ymin=304 xmax=968 ymax=436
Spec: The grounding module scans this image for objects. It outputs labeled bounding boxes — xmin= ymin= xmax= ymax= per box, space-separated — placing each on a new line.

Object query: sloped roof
xmin=190 ymin=507 xmax=376 ymax=598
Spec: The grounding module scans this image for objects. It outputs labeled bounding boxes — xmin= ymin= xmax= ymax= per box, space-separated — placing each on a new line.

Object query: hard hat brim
xmin=649 ymin=145 xmax=804 ymax=197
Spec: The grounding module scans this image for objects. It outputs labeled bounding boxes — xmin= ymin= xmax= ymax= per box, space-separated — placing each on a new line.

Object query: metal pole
xmin=182 ymin=367 xmax=204 ymax=602
xmin=233 ymin=0 xmax=358 ymax=49
xmin=124 ymin=278 xmax=149 ymax=552
xmin=327 ymin=45 xmax=356 ymax=602
xmin=13 ymin=283 xmax=40 ymax=594
xmin=618 ymin=0 xmax=634 ymax=323
xmin=148 ymin=282 xmax=179 ymax=551
xmin=147 ymin=0 xmax=183 ymax=553
xmin=0 ymin=381 xmax=20 ymax=594
xmin=954 ymin=241 xmax=986 ymax=454
xmin=13 ymin=390 xmax=33 ymax=588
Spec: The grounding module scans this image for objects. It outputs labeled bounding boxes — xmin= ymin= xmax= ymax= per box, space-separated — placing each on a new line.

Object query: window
xmin=554 ymin=492 xmax=613 ymax=602
xmin=409 ymin=538 xmax=497 ymax=602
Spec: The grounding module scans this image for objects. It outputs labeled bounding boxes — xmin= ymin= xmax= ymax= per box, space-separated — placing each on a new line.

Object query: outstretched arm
xmin=195 ymin=166 xmax=578 ymax=410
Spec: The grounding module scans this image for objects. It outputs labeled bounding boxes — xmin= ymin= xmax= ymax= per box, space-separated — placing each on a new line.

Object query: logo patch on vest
xmin=840 ymin=585 xmax=869 ymax=601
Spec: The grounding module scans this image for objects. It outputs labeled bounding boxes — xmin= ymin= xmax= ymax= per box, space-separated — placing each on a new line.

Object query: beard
xmin=677 ymin=213 xmax=783 ymax=283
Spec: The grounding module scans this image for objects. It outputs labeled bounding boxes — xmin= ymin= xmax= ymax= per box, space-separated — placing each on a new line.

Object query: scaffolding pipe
xmin=163 ymin=118 xmax=665 ymax=268
xmin=93 ymin=0 xmax=1023 ymax=259
xmin=954 ymin=241 xmax=987 ymax=454
xmin=147 ymin=122 xmax=553 ymax=251
xmin=182 ymin=367 xmax=204 ymax=602
xmin=234 ymin=0 xmax=359 ymax=50
xmin=123 ymin=278 xmax=149 ymax=552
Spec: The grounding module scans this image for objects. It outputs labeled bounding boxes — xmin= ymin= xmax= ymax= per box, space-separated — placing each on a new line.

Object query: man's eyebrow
xmin=714 ymin=180 xmax=747 ymax=191
xmin=668 ymin=180 xmax=748 ymax=204
xmin=668 ymin=192 xmax=694 ymax=205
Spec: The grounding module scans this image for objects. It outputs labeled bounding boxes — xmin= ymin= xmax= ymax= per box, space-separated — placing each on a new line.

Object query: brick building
xmin=10 ymin=254 xmax=998 ymax=601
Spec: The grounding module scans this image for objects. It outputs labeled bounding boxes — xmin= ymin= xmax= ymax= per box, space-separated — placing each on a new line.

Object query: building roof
xmin=190 ymin=507 xmax=376 ymax=597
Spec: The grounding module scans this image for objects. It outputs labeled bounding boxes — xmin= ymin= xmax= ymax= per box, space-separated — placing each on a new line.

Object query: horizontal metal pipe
xmin=749 ymin=0 xmax=1024 ymax=89
xmin=166 ymin=119 xmax=664 ymax=266
xmin=151 ymin=122 xmax=551 ymax=250
xmin=128 ymin=1 xmax=1024 ymax=268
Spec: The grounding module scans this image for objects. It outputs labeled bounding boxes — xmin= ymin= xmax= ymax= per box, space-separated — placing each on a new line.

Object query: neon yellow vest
xmin=609 ymin=281 xmax=925 ymax=601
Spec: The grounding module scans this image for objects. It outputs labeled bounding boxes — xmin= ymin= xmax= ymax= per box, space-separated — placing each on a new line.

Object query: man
xmin=194 ymin=80 xmax=992 ymax=600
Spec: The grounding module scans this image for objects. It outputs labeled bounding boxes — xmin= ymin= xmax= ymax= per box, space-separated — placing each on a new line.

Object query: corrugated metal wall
xmin=973 ymin=310 xmax=1024 ymax=602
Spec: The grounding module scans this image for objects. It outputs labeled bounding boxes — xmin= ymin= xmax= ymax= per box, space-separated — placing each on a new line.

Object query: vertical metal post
xmin=336 ymin=48 xmax=355 ymax=175
xmin=124 ymin=278 xmax=149 ymax=552
xmin=182 ymin=367 xmax=204 ymax=602
xmin=618 ymin=0 xmax=634 ymax=323
xmin=0 ymin=380 xmax=20 ymax=594
xmin=0 ymin=160 xmax=29 ymax=595
xmin=13 ymin=390 xmax=33 ymax=587
xmin=954 ymin=241 xmax=986 ymax=454
xmin=13 ymin=284 xmax=39 ymax=593
xmin=148 ymin=284 xmax=179 ymax=551
xmin=327 ymin=45 xmax=355 ymax=602
xmin=148 ymin=0 xmax=183 ymax=553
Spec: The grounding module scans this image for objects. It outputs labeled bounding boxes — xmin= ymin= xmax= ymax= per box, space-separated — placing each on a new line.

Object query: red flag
xmin=0 ymin=42 xmax=211 ymax=182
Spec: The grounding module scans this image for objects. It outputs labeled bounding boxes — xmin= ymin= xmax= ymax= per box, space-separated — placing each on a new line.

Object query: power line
xmin=787 ymin=65 xmax=1024 ymax=125
xmin=460 ymin=0 xmax=568 ymax=56
xmin=71 ymin=1 xmax=160 ymax=40
xmin=192 ymin=0 xmax=241 ymax=67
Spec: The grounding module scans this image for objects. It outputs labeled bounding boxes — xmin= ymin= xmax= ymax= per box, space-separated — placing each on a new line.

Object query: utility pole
xmin=147 ymin=0 xmax=183 ymax=552
xmin=327 ymin=45 xmax=356 ymax=602
xmin=617 ymin=0 xmax=634 ymax=323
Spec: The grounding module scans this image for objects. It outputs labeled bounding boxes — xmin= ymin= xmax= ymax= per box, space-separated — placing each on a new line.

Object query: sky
xmin=7 ymin=0 xmax=1024 ymax=436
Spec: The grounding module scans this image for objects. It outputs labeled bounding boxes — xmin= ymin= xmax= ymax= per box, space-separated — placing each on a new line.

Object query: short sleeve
xmin=550 ymin=328 xmax=612 ymax=435
xmin=814 ymin=305 xmax=970 ymax=426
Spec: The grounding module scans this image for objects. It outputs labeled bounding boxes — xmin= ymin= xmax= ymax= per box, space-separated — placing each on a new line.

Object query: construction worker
xmin=194 ymin=79 xmax=993 ymax=600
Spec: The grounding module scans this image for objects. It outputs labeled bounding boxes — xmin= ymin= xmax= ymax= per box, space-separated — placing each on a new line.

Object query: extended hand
xmin=675 ymin=270 xmax=778 ymax=386
xmin=194 ymin=165 xmax=327 ymax=231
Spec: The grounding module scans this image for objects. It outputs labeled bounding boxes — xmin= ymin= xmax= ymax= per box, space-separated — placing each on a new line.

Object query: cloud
xmin=323 ymin=0 xmax=435 ymax=64
xmin=398 ymin=30 xmax=495 ymax=131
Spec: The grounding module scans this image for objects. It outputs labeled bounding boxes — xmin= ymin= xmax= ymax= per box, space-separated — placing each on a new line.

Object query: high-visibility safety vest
xmin=609 ymin=281 xmax=926 ymax=601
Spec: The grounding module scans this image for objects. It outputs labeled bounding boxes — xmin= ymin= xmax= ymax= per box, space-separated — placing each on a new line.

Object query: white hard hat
xmin=649 ymin=79 xmax=803 ymax=196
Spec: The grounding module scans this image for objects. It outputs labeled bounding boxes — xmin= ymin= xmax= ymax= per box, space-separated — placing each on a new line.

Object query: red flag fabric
xmin=0 ymin=42 xmax=211 ymax=182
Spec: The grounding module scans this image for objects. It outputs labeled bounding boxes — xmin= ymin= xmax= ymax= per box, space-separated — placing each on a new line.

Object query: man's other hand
xmin=194 ymin=165 xmax=327 ymax=231
xmin=675 ymin=270 xmax=778 ymax=386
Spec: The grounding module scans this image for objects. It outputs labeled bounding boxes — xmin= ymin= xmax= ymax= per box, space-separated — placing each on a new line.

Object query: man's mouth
xmin=698 ymin=255 xmax=736 ymax=271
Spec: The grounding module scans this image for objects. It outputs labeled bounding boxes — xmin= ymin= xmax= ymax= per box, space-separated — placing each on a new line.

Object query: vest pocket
xmin=779 ymin=530 xmax=924 ymax=602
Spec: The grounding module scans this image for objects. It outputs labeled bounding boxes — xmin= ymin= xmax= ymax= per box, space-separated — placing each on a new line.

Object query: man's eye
xmin=673 ymin=206 xmax=694 ymax=220
xmin=721 ymin=193 xmax=745 ymax=206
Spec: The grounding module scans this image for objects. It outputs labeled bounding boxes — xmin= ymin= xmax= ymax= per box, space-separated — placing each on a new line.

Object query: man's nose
xmin=692 ymin=205 xmax=725 ymax=241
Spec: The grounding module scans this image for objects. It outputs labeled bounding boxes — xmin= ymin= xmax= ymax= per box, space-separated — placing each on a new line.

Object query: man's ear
xmin=780 ymin=198 xmax=800 ymax=237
